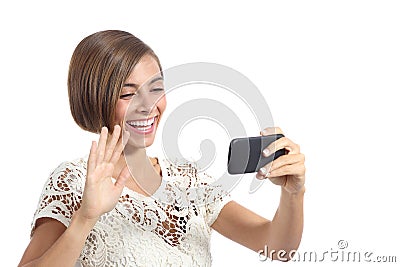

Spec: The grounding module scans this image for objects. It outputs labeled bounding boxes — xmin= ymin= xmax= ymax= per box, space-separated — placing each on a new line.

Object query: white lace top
xmin=30 ymin=156 xmax=232 ymax=267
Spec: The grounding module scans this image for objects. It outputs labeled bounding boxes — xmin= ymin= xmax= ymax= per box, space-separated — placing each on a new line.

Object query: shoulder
xmin=51 ymin=157 xmax=87 ymax=177
xmin=30 ymin=157 xmax=88 ymax=236
xmin=38 ymin=156 xmax=88 ymax=199
xmin=43 ymin=157 xmax=87 ymax=193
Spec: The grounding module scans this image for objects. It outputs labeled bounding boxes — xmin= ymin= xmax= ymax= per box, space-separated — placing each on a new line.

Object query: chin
xmin=126 ymin=133 xmax=156 ymax=149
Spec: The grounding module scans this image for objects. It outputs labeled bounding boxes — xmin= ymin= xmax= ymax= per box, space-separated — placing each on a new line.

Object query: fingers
xmin=255 ymin=160 xmax=273 ymax=180
xmin=114 ymin=166 xmax=131 ymax=190
xmin=255 ymin=170 xmax=269 ymax=180
xmin=122 ymin=128 xmax=130 ymax=147
xmin=104 ymin=125 xmax=121 ymax=162
xmin=260 ymin=126 xmax=299 ymax=155
xmin=262 ymin=136 xmax=300 ymax=156
xmin=257 ymin=126 xmax=304 ymax=178
xmin=96 ymin=127 xmax=108 ymax=166
xmin=256 ymin=153 xmax=306 ymax=179
xmin=260 ymin=126 xmax=283 ymax=136
xmin=269 ymin=153 xmax=305 ymax=171
xmin=94 ymin=125 xmax=127 ymax=166
xmin=88 ymin=141 xmax=97 ymax=176
xmin=110 ymin=130 xmax=129 ymax=164
xmin=269 ymin=161 xmax=306 ymax=178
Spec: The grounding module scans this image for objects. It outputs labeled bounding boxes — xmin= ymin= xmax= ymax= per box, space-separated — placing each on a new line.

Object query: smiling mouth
xmin=126 ymin=115 xmax=158 ymax=133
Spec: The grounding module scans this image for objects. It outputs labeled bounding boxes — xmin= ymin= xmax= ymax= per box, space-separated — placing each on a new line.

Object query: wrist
xmin=290 ymin=185 xmax=306 ymax=195
xmin=71 ymin=209 xmax=98 ymax=231
xmin=282 ymin=181 xmax=306 ymax=195
xmin=281 ymin=185 xmax=305 ymax=202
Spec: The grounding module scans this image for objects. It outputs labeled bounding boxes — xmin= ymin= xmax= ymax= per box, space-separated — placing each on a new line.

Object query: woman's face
xmin=114 ymin=54 xmax=166 ymax=148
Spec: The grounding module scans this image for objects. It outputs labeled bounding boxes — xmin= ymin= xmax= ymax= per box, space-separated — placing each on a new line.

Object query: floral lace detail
xmin=30 ymin=159 xmax=86 ymax=237
xmin=31 ymin=156 xmax=232 ymax=267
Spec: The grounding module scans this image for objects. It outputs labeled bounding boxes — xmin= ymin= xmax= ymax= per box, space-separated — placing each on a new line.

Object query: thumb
xmin=114 ymin=166 xmax=131 ymax=190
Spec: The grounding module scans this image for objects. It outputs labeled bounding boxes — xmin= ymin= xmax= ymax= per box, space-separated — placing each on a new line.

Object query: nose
xmin=136 ymin=91 xmax=157 ymax=114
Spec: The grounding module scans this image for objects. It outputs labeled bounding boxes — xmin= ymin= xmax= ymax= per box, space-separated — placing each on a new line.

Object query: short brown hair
xmin=68 ymin=30 xmax=162 ymax=133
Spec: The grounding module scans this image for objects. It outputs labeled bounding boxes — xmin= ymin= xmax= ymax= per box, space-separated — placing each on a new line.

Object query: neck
xmin=115 ymin=145 xmax=161 ymax=195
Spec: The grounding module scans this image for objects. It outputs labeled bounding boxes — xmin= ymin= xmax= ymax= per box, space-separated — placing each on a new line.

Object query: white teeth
xmin=135 ymin=125 xmax=152 ymax=131
xmin=128 ymin=116 xmax=156 ymax=127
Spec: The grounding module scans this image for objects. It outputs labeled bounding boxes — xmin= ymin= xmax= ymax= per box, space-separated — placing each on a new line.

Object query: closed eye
xmin=120 ymin=93 xmax=136 ymax=99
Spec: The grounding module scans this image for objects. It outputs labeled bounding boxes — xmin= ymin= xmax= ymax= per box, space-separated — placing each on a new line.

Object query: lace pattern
xmin=30 ymin=156 xmax=232 ymax=267
xmin=30 ymin=159 xmax=85 ymax=236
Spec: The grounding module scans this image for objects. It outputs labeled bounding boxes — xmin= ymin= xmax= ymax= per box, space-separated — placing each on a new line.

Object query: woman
xmin=18 ymin=30 xmax=306 ymax=266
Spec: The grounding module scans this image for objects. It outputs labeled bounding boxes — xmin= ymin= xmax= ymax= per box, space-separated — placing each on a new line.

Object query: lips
xmin=126 ymin=115 xmax=158 ymax=134
xmin=127 ymin=116 xmax=156 ymax=127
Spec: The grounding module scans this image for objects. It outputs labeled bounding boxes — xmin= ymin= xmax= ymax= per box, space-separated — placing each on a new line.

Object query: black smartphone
xmin=227 ymin=134 xmax=286 ymax=174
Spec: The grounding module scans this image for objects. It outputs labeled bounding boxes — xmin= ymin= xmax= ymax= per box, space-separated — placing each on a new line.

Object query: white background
xmin=1 ymin=0 xmax=399 ymax=266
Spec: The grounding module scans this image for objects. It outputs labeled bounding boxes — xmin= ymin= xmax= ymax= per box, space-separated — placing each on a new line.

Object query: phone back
xmin=227 ymin=134 xmax=285 ymax=174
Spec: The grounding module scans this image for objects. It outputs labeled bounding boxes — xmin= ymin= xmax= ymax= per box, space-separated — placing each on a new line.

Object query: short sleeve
xmin=198 ymin=171 xmax=233 ymax=227
xmin=30 ymin=159 xmax=86 ymax=237
xmin=204 ymin=189 xmax=232 ymax=226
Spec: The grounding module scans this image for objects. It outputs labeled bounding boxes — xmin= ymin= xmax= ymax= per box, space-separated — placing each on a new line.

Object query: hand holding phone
xmin=227 ymin=134 xmax=286 ymax=174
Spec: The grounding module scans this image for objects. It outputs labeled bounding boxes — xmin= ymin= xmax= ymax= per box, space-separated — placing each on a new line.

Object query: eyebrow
xmin=123 ymin=76 xmax=164 ymax=88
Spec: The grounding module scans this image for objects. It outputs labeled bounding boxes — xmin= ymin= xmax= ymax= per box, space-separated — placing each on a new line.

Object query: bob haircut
xmin=68 ymin=30 xmax=162 ymax=134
